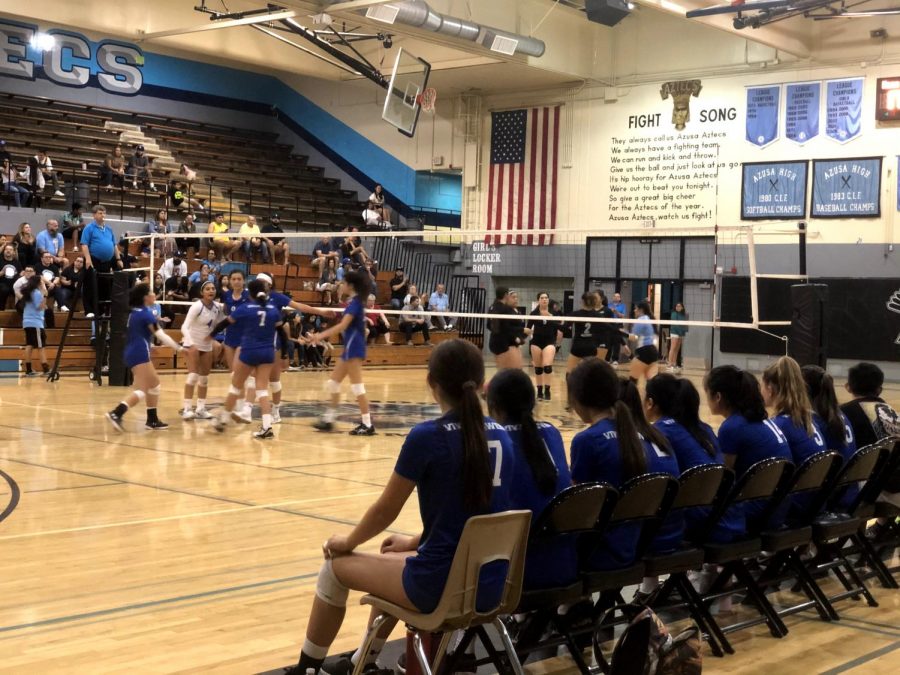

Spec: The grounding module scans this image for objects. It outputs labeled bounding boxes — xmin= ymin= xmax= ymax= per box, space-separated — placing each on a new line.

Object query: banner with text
xmin=746 ymin=85 xmax=780 ymax=147
xmin=811 ymin=157 xmax=882 ymax=218
xmin=785 ymin=82 xmax=820 ymax=144
xmin=825 ymin=78 xmax=864 ymax=143
xmin=741 ymin=160 xmax=808 ymax=220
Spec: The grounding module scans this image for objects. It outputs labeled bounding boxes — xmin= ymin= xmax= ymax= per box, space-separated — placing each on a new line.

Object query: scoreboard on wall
xmin=876 ymin=77 xmax=900 ymax=121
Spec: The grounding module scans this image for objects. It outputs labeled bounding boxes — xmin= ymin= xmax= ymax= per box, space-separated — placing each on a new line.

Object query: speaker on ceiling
xmin=585 ymin=0 xmax=632 ymax=27
xmin=788 ymin=284 xmax=828 ymax=368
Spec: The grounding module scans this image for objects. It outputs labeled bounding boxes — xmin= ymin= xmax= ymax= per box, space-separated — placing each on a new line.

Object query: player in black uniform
xmin=488 ymin=286 xmax=529 ymax=371
xmin=566 ymin=292 xmax=604 ymax=408
xmin=527 ymin=292 xmax=563 ymax=401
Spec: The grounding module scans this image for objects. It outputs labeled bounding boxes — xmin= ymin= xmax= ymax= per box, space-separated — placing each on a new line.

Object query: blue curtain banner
xmin=741 ymin=161 xmax=808 ymax=220
xmin=746 ymin=85 xmax=781 ymax=147
xmin=785 ymin=82 xmax=820 ymax=144
xmin=825 ymin=78 xmax=864 ymax=143
xmin=811 ymin=157 xmax=882 ymax=218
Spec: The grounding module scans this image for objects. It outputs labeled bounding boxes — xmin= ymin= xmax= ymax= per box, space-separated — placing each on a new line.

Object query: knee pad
xmin=534 ymin=367 xmax=543 ymax=376
xmin=255 ymin=390 xmax=269 ymax=401
xmin=325 ymin=379 xmax=342 ymax=395
xmin=198 ymin=375 xmax=209 ymax=387
xmin=270 ymin=381 xmax=283 ymax=394
xmin=245 ymin=376 xmax=256 ymax=390
xmin=350 ymin=383 xmax=366 ymax=397
xmin=316 ymin=559 xmax=349 ymax=608
xmin=147 ymin=385 xmax=161 ymax=396
xmin=228 ymin=384 xmax=243 ymax=396
xmin=185 ymin=372 xmax=199 ymax=386
xmin=543 ymin=366 xmax=553 ymax=375
xmin=133 ymin=390 xmax=146 ymax=402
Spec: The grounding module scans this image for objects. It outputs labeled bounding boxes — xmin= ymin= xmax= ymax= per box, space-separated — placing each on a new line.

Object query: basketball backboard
xmin=382 ymin=47 xmax=431 ymax=137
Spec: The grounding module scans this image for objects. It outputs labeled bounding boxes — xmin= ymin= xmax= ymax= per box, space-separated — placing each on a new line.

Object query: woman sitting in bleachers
xmin=1 ymin=158 xmax=30 ymax=207
xmin=14 ymin=222 xmax=38 ymax=268
xmin=0 ymin=243 xmax=22 ymax=310
xmin=56 ymin=255 xmax=85 ymax=313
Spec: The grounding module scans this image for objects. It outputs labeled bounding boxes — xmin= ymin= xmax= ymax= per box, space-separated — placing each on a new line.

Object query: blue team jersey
xmin=817 ymin=413 xmax=858 ymax=508
xmin=655 ymin=418 xmax=744 ymax=543
xmin=504 ymin=422 xmax=576 ymax=590
xmin=772 ymin=413 xmax=827 ymax=466
xmin=269 ymin=290 xmax=292 ymax=310
xmin=571 ymin=418 xmax=681 ymax=569
xmin=124 ymin=306 xmax=158 ymax=367
xmin=341 ymin=296 xmax=367 ymax=361
xmin=395 ymin=413 xmax=517 ymax=613
xmin=221 ymin=289 xmax=251 ymax=347
xmin=232 ymin=302 xmax=282 ymax=353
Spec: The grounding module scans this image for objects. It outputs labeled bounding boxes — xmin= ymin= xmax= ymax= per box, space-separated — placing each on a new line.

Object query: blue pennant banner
xmin=825 ymin=78 xmax=864 ymax=143
xmin=746 ymin=85 xmax=781 ymax=147
xmin=785 ymin=82 xmax=820 ymax=144
xmin=741 ymin=161 xmax=808 ymax=220
xmin=811 ymin=157 xmax=882 ymax=218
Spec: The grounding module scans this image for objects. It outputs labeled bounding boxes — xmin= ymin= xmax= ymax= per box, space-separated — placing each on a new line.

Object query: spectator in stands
xmin=310 ymin=235 xmax=339 ymax=271
xmin=13 ymin=266 xmax=35 ymax=316
xmin=402 ymin=284 xmax=419 ymax=308
xmin=175 ymin=212 xmax=201 ymax=259
xmin=56 ymin=254 xmax=84 ymax=312
xmin=316 ymin=257 xmax=339 ymax=306
xmin=128 ymin=144 xmax=155 ymax=191
xmin=36 ymin=250 xmax=62 ymax=310
xmin=239 ymin=215 xmax=269 ymax=263
xmin=0 ymin=140 xmax=11 ymax=166
xmin=368 ymin=183 xmax=392 ymax=225
xmin=30 ymin=149 xmax=64 ymax=198
xmin=0 ymin=244 xmax=21 ymax=310
xmin=389 ymin=266 xmax=408 ymax=309
xmin=103 ymin=145 xmax=127 ymax=189
xmin=158 ymin=254 xmax=188 ymax=283
xmin=365 ymin=294 xmax=392 ymax=345
xmin=145 ymin=209 xmax=176 ymax=258
xmin=36 ymin=219 xmax=67 ymax=269
xmin=1 ymin=158 xmax=29 ymax=207
xmin=429 ymin=283 xmax=452 ymax=331
xmin=362 ymin=259 xmax=378 ymax=297
xmin=62 ymin=202 xmax=85 ymax=251
xmin=362 ymin=201 xmax=388 ymax=230
xmin=262 ymin=213 xmax=289 ymax=265
xmin=339 ymin=225 xmax=371 ymax=266
xmin=207 ymin=212 xmax=238 ymax=262
xmin=81 ymin=204 xmax=124 ymax=319
xmin=188 ymin=263 xmax=216 ymax=300
xmin=399 ymin=295 xmax=432 ymax=346
xmin=164 ymin=266 xmax=190 ymax=311
xmin=179 ymin=163 xmax=197 ymax=183
xmin=13 ymin=222 xmax=38 ymax=268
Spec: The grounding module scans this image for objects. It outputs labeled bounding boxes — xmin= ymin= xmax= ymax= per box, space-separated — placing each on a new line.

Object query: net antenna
xmin=382 ymin=47 xmax=432 ymax=137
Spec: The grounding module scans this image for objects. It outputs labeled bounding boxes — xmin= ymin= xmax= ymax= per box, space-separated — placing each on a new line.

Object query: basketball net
xmin=418 ymin=87 xmax=437 ymax=113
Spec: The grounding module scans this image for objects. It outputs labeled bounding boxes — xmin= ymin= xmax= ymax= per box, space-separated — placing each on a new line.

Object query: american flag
xmin=486 ymin=106 xmax=560 ymax=245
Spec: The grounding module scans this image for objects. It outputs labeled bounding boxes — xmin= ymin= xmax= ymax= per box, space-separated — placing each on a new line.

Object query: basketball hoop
xmin=418 ymin=87 xmax=437 ymax=113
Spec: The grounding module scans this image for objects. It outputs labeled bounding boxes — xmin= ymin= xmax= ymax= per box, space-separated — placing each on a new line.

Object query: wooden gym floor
xmin=0 ymin=366 xmax=897 ymax=674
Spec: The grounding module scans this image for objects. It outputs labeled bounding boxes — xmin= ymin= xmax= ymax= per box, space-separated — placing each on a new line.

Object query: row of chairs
xmin=351 ymin=435 xmax=899 ymax=675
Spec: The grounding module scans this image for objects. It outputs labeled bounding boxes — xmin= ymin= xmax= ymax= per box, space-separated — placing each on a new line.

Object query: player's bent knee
xmin=185 ymin=372 xmax=199 ymax=386
xmin=147 ymin=385 xmax=161 ymax=396
xmin=325 ymin=379 xmax=342 ymax=395
xmin=543 ymin=366 xmax=553 ymax=374
xmin=316 ymin=559 xmax=349 ymax=608
xmin=350 ymin=383 xmax=366 ymax=397
xmin=534 ymin=367 xmax=543 ymax=376
xmin=270 ymin=381 xmax=282 ymax=393
xmin=133 ymin=390 xmax=146 ymax=401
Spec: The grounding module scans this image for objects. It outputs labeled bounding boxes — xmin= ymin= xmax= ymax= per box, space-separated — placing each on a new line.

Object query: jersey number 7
xmin=488 ymin=440 xmax=503 ymax=487
xmin=257 ymin=310 xmax=267 ymax=327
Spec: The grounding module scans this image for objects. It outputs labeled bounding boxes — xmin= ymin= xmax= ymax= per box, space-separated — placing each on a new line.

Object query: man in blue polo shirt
xmin=609 ymin=291 xmax=628 ymax=366
xmin=81 ymin=204 xmax=123 ymax=318
xmin=36 ymin=219 xmax=67 ymax=269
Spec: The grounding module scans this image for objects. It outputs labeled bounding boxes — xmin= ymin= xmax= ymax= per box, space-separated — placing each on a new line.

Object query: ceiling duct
xmin=327 ymin=0 xmax=545 ymax=57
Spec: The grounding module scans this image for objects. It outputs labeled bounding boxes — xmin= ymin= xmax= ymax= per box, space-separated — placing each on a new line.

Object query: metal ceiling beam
xmin=324 ymin=0 xmax=401 ymax=11
xmin=136 ymin=9 xmax=297 ymax=42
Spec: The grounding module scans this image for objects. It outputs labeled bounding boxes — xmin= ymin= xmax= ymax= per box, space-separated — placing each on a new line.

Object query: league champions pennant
xmin=826 ymin=78 xmax=864 ymax=143
xmin=785 ymin=82 xmax=821 ymax=145
xmin=746 ymin=85 xmax=781 ymax=148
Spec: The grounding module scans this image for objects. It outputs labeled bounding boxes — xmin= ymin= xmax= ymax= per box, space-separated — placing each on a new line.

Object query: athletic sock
xmin=41 ymin=362 xmax=49 ymax=373
xmin=361 ymin=413 xmax=372 ymax=427
xmin=544 ymin=385 xmax=550 ymax=397
xmin=297 ymin=639 xmax=328 ymax=673
xmin=323 ymin=407 xmax=337 ymax=423
xmin=262 ymin=413 xmax=273 ymax=429
xmin=183 ymin=399 xmax=192 ymax=411
xmin=113 ymin=402 xmax=129 ymax=417
xmin=196 ymin=399 xmax=206 ymax=410
xmin=24 ymin=364 xmax=33 ymax=374
xmin=147 ymin=408 xmax=160 ymax=424
xmin=235 ymin=398 xmax=245 ymax=412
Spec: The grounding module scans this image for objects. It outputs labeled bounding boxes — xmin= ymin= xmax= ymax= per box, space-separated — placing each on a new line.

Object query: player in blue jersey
xmin=285 ymin=339 xmax=517 ymax=675
xmin=487 ymin=368 xmax=575 ymax=592
xmin=568 ymin=357 xmax=669 ymax=572
xmin=106 ymin=283 xmax=183 ymax=432
xmin=628 ymin=301 xmax=659 ymax=386
xmin=644 ymin=374 xmax=745 ymax=542
xmin=762 ymin=357 xmax=828 ymax=467
xmin=309 ymin=270 xmax=375 ymax=435
xmin=212 ymin=279 xmax=282 ymax=439
xmin=219 ymin=270 xmax=254 ymax=420
xmin=802 ymin=365 xmax=858 ymax=507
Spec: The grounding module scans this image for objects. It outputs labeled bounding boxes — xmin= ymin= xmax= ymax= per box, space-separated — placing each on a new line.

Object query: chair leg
xmin=412 ymin=632 xmax=434 ymax=675
xmin=787 ymin=550 xmax=839 ymax=622
xmin=837 ymin=555 xmax=879 ymax=607
xmin=351 ymin=613 xmax=390 ymax=675
xmin=552 ymin=617 xmax=594 ymax=675
xmin=672 ymin=573 xmax=732 ymax=656
xmin=430 ymin=631 xmax=455 ymax=675
xmin=493 ymin=617 xmax=527 ymax=675
xmin=474 ymin=625 xmax=514 ymax=675
xmin=732 ymin=561 xmax=789 ymax=638
xmin=854 ymin=533 xmax=899 ymax=589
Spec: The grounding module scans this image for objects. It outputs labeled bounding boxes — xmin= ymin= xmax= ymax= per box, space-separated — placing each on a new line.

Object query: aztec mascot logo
xmin=660 ymin=79 xmax=703 ymax=131
xmin=888 ymin=289 xmax=900 ymax=345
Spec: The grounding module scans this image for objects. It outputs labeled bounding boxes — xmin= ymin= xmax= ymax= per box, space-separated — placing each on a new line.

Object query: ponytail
xmin=647 ymin=374 xmax=716 ymax=457
xmin=763 ymin=356 xmax=813 ymax=434
xmin=247 ymin=279 xmax=269 ymax=306
xmin=618 ymin=377 xmax=671 ymax=453
xmin=802 ymin=365 xmax=845 ymax=446
xmin=613 ymin=400 xmax=648 ymax=479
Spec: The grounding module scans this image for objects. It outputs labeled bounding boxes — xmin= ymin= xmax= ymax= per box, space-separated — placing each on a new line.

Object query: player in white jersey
xmin=180 ymin=281 xmax=224 ymax=419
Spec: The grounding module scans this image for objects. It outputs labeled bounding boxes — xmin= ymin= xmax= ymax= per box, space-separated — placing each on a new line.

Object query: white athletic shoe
xmin=180 ymin=408 xmax=196 ymax=420
xmin=243 ymin=403 xmax=253 ymax=419
xmin=53 ymin=190 xmax=65 ymax=197
xmin=193 ymin=408 xmax=213 ymax=420
xmin=272 ymin=408 xmax=282 ymax=425
xmin=149 ymin=183 xmax=157 ymax=191
xmin=59 ymin=306 xmax=69 ymax=312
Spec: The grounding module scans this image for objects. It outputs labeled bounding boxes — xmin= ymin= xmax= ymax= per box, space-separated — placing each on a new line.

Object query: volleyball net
xmin=142 ymin=223 xmax=810 ymax=363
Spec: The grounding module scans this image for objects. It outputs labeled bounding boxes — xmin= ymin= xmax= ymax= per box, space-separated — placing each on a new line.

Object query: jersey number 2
xmin=488 ymin=440 xmax=503 ymax=487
